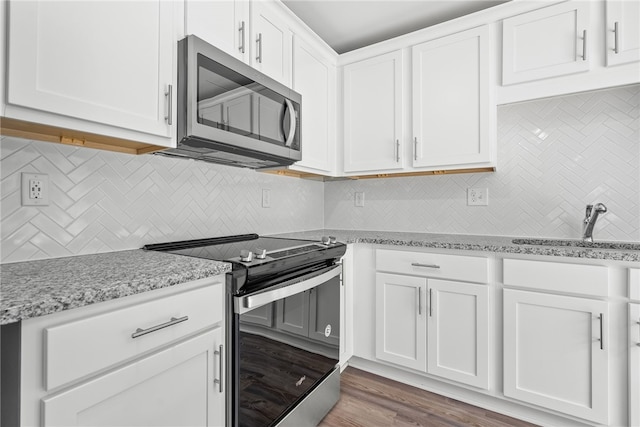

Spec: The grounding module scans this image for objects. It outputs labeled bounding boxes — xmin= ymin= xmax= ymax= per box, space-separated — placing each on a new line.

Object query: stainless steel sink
xmin=511 ymin=238 xmax=640 ymax=251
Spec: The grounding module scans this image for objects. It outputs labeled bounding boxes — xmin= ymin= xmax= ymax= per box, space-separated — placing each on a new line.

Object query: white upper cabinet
xmin=250 ymin=1 xmax=293 ymax=86
xmin=343 ymin=50 xmax=404 ymax=173
xmin=184 ymin=0 xmax=250 ymax=63
xmin=292 ymin=35 xmax=336 ymax=173
xmin=502 ymin=1 xmax=591 ymax=85
xmin=606 ymin=0 xmax=640 ymax=67
xmin=412 ymin=26 xmax=492 ymax=168
xmin=6 ymin=1 xmax=178 ymax=146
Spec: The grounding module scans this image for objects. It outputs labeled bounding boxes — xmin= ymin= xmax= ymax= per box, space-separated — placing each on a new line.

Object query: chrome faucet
xmin=582 ymin=203 xmax=607 ymax=243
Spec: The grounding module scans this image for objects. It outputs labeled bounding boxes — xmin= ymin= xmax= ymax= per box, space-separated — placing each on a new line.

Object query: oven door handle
xmin=235 ymin=265 xmax=342 ymax=314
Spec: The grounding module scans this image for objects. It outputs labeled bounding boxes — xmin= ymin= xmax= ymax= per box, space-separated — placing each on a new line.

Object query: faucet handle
xmin=585 ymin=204 xmax=593 ymax=218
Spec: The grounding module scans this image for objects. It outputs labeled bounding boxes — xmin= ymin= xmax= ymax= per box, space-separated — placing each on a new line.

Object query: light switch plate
xmin=21 ymin=173 xmax=50 ymax=206
xmin=354 ymin=192 xmax=365 ymax=207
xmin=262 ymin=189 xmax=271 ymax=208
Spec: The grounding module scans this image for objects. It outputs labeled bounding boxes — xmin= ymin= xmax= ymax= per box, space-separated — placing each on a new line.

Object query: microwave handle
xmin=283 ymin=99 xmax=297 ymax=147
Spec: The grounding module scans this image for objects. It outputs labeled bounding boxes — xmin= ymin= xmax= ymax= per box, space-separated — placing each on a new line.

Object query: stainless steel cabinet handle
xmin=214 ymin=344 xmax=223 ymax=392
xmin=411 ymin=262 xmax=441 ymax=269
xmin=429 ymin=288 xmax=433 ymax=317
xmin=418 ymin=287 xmax=422 ymax=315
xmin=131 ymin=315 xmax=188 ymax=339
xmin=598 ymin=313 xmax=604 ymax=350
xmin=256 ymin=33 xmax=262 ymax=63
xmin=581 ymin=30 xmax=588 ymax=61
xmin=239 ymin=21 xmax=246 ymax=54
xmin=164 ymin=84 xmax=173 ymax=125
xmin=637 ymin=320 xmax=640 ymax=347
xmin=283 ymin=99 xmax=297 ymax=147
xmin=395 ymin=140 xmax=400 ymax=162
xmin=414 ymin=137 xmax=418 ymax=161
xmin=613 ymin=22 xmax=619 ymax=54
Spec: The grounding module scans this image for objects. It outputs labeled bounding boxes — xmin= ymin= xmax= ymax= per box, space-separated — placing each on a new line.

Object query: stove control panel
xmin=321 ymin=236 xmax=338 ymax=246
xmin=240 ymin=250 xmax=253 ymax=262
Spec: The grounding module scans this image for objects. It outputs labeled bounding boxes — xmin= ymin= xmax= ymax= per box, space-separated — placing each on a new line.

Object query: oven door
xmin=233 ymin=265 xmax=341 ymax=427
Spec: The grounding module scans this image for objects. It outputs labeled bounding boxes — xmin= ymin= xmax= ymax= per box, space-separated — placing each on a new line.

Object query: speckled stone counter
xmin=271 ymin=229 xmax=640 ymax=263
xmin=0 ymin=250 xmax=231 ymax=325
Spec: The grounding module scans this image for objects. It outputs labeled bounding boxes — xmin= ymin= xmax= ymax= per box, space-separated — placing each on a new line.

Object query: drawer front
xmin=503 ymin=259 xmax=608 ymax=297
xmin=376 ymin=249 xmax=489 ymax=283
xmin=45 ymin=282 xmax=223 ymax=391
xmin=630 ymin=268 xmax=640 ymax=301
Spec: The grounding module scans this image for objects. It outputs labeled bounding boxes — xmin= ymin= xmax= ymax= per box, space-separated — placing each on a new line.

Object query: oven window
xmin=237 ymin=276 xmax=340 ymax=427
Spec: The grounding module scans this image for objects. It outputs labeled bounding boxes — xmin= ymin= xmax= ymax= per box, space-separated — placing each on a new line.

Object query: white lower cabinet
xmin=18 ymin=279 xmax=226 ymax=427
xmin=427 ymin=279 xmax=489 ymax=390
xmin=631 ymin=302 xmax=640 ymax=427
xmin=42 ymin=328 xmax=223 ymax=427
xmin=375 ymin=273 xmax=427 ymax=371
xmin=374 ymin=249 xmax=490 ymax=389
xmin=503 ymin=289 xmax=609 ymax=424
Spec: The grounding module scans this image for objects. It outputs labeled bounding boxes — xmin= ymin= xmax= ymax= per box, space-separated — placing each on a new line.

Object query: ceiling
xmin=282 ymin=0 xmax=510 ymax=54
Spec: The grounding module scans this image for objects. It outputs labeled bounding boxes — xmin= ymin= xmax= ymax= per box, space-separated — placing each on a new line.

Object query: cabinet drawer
xmin=503 ymin=259 xmax=608 ymax=297
xmin=630 ymin=268 xmax=640 ymax=301
xmin=376 ymin=249 xmax=489 ymax=283
xmin=44 ymin=282 xmax=223 ymax=391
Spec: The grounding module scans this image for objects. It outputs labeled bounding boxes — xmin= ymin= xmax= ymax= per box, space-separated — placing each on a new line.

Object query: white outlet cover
xmin=21 ymin=173 xmax=50 ymax=206
xmin=354 ymin=192 xmax=365 ymax=207
xmin=467 ymin=188 xmax=488 ymax=206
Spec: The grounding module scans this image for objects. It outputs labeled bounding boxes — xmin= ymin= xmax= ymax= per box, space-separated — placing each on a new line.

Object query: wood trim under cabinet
xmin=262 ymin=167 xmax=495 ymax=181
xmin=0 ymin=117 xmax=167 ymax=155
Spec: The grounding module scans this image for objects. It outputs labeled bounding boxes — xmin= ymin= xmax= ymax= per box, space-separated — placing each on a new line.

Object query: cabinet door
xmin=606 ymin=0 xmax=640 ymax=66
xmin=276 ymin=290 xmax=310 ymax=337
xmin=7 ymin=1 xmax=175 ymax=138
xmin=309 ymin=275 xmax=341 ymax=346
xmin=292 ymin=36 xmax=335 ymax=173
xmin=503 ymin=289 xmax=608 ymax=424
xmin=42 ymin=329 xmax=224 ymax=427
xmin=412 ymin=26 xmax=492 ymax=168
xmin=375 ymin=273 xmax=426 ymax=371
xmin=251 ymin=1 xmax=292 ymax=85
xmin=631 ymin=303 xmax=640 ymax=427
xmin=185 ymin=0 xmax=249 ymax=63
xmin=502 ymin=2 xmax=591 ymax=85
xmin=343 ymin=50 xmax=404 ymax=173
xmin=427 ymin=279 xmax=489 ymax=389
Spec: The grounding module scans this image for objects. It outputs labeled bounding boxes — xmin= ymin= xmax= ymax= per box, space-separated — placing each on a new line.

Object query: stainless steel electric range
xmin=144 ymin=234 xmax=346 ymax=427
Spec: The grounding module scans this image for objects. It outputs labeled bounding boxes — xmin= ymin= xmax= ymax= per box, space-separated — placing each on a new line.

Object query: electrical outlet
xmin=467 ymin=188 xmax=488 ymax=206
xmin=21 ymin=173 xmax=50 ymax=206
xmin=262 ymin=189 xmax=271 ymax=208
xmin=354 ymin=192 xmax=365 ymax=207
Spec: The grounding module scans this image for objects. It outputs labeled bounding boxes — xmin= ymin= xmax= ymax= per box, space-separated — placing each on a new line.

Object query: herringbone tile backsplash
xmin=325 ymin=84 xmax=639 ymax=241
xmin=1 ymin=85 xmax=638 ymax=263
xmin=1 ymin=140 xmax=324 ymax=262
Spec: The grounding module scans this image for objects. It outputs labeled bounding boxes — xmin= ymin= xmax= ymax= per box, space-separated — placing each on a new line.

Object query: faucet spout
xmin=582 ymin=203 xmax=607 ymax=243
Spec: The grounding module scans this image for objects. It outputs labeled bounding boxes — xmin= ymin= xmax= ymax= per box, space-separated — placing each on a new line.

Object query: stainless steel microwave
xmin=156 ymin=35 xmax=302 ymax=169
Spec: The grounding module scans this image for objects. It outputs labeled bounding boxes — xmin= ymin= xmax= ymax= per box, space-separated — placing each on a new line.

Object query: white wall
xmin=0 ymin=139 xmax=324 ymax=262
xmin=324 ymin=84 xmax=640 ymax=241
xmin=1 ymin=84 xmax=638 ymax=263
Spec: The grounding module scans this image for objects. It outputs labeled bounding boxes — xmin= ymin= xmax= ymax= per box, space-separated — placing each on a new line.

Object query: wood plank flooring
xmin=318 ymin=367 xmax=538 ymax=427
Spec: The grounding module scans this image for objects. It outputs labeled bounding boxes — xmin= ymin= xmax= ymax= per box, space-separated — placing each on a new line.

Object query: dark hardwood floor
xmin=318 ymin=367 xmax=538 ymax=427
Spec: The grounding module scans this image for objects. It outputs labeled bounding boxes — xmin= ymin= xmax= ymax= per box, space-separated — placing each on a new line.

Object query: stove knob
xmin=240 ymin=250 xmax=253 ymax=262
xmin=320 ymin=236 xmax=330 ymax=245
xmin=255 ymin=248 xmax=267 ymax=260
xmin=329 ymin=236 xmax=337 ymax=244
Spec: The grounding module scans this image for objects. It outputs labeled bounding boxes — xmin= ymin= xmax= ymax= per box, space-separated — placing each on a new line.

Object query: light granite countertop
xmin=0 ymin=250 xmax=231 ymax=325
xmin=271 ymin=229 xmax=640 ymax=263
